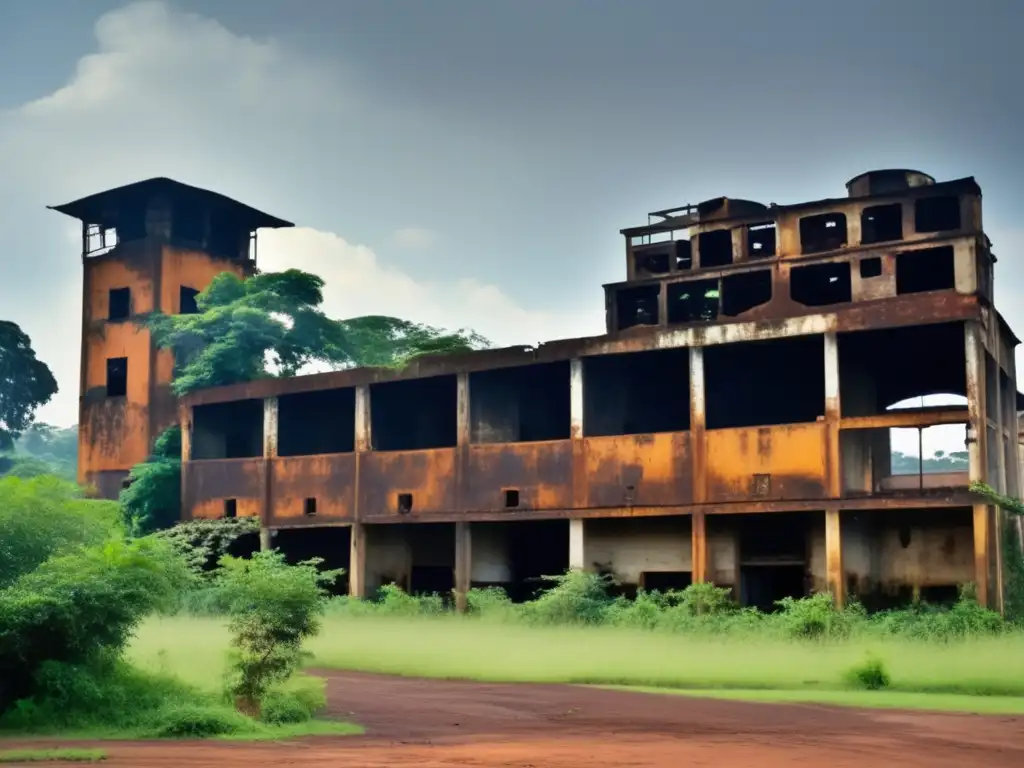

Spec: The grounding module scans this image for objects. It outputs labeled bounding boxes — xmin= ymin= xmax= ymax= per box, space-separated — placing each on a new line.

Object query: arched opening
xmin=887 ymin=394 xmax=969 ymax=480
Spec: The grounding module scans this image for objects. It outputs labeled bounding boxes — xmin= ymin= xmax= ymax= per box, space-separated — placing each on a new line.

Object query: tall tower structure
xmin=49 ymin=178 xmax=293 ymax=498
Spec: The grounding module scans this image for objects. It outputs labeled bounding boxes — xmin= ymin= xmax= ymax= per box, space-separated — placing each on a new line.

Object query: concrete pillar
xmin=824 ymin=332 xmax=842 ymax=498
xmin=570 ymin=358 xmax=584 ymax=439
xmin=965 ymin=323 xmax=992 ymax=607
xmin=355 ymin=385 xmax=371 ymax=452
xmin=349 ymin=522 xmax=366 ymax=598
xmin=260 ymin=397 xmax=278 ymax=550
xmin=456 ymin=372 xmax=471 ymax=446
xmin=569 ymin=518 xmax=586 ymax=570
xmin=690 ymin=347 xmax=707 ymax=503
xmin=973 ymin=504 xmax=991 ymax=607
xmin=454 ymin=521 xmax=471 ymax=612
xmin=691 ymin=511 xmax=708 ymax=583
xmin=824 ymin=508 xmax=844 ymax=607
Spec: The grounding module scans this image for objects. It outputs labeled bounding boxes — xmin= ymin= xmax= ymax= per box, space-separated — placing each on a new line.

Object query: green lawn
xmin=130 ymin=614 xmax=1024 ymax=700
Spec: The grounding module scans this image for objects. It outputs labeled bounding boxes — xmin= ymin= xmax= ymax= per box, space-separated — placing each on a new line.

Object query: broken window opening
xmin=278 ymin=388 xmax=356 ymax=456
xmin=675 ymin=239 xmax=693 ymax=271
xmin=737 ymin=512 xmax=810 ymax=611
xmin=697 ymin=229 xmax=733 ymax=268
xmin=666 ymin=279 xmax=719 ymax=324
xmin=105 ymin=357 xmax=128 ymax=398
xmin=371 ymin=375 xmax=458 ymax=451
xmin=209 ymin=218 xmax=246 ymax=261
xmin=895 ymin=246 xmax=955 ymax=295
xmin=108 ymin=287 xmax=131 ymax=322
xmin=504 ymin=489 xmax=520 ymax=508
xmin=172 ymin=198 xmax=207 ymax=246
xmin=615 ymin=285 xmax=660 ymax=331
xmin=85 ymin=224 xmax=119 ymax=256
xmin=721 ymin=270 xmax=772 ymax=317
xmin=632 ymin=244 xmax=672 ymax=277
xmin=859 ymin=257 xmax=883 ymax=279
xmin=397 ymin=493 xmax=413 ymax=514
xmin=790 ymin=262 xmax=852 ymax=307
xmin=192 ymin=399 xmax=264 ymax=459
xmin=799 ymin=212 xmax=848 ymax=254
xmin=583 ymin=348 xmax=690 ymax=437
xmin=304 ymin=498 xmax=317 ymax=516
xmin=224 ymin=499 xmax=237 ymax=519
xmin=705 ymin=336 xmax=825 ymax=429
xmin=861 ymin=204 xmax=903 ymax=245
xmin=888 ymin=419 xmax=968 ymax=480
xmin=747 ymin=223 xmax=777 ymax=258
xmin=179 ymin=286 xmax=200 ymax=315
xmin=914 ymin=195 xmax=961 ymax=233
xmin=470 ymin=362 xmax=570 ymax=444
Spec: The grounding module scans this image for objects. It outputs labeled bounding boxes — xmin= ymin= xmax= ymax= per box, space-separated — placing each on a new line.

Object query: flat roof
xmin=49 ymin=177 xmax=293 ymax=230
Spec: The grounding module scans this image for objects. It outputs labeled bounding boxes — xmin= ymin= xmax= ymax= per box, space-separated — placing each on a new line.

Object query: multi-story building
xmin=52 ymin=178 xmax=293 ymax=498
xmin=67 ymin=170 xmax=1022 ymax=611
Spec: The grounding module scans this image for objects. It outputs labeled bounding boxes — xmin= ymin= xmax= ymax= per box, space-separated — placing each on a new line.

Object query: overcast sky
xmin=1 ymin=0 xmax=1022 ymax=457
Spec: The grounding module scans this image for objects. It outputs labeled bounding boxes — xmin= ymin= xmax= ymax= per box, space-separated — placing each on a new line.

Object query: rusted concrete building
xmin=67 ymin=169 xmax=1022 ymax=611
xmin=52 ymin=179 xmax=293 ymax=497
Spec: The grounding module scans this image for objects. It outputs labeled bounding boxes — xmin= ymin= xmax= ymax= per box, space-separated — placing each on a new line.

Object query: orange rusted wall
xmin=705 ymin=424 xmax=829 ymax=503
xmin=270 ymin=455 xmax=356 ymax=525
xmin=463 ymin=441 xmax=573 ymax=512
xmin=78 ymin=243 xmax=246 ymax=495
xmin=359 ymin=448 xmax=458 ymax=519
xmin=581 ymin=433 xmax=692 ymax=508
xmin=182 ymin=458 xmax=264 ymax=520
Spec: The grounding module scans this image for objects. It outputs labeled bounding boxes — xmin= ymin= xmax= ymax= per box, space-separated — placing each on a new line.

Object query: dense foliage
xmin=0 ymin=321 xmax=58 ymax=452
xmin=146 ymin=269 xmax=489 ymax=395
xmin=118 ymin=426 xmax=183 ymax=535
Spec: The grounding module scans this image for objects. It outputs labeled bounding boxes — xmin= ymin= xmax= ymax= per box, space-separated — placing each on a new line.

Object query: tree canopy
xmin=0 ymin=321 xmax=58 ymax=452
xmin=147 ymin=269 xmax=489 ymax=396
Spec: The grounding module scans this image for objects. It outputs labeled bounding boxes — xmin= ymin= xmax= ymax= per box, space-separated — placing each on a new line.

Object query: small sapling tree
xmin=216 ymin=551 xmax=341 ymax=715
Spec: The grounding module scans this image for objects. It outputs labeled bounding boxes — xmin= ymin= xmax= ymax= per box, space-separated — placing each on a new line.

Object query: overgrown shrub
xmin=520 ymin=571 xmax=613 ymax=626
xmin=843 ymin=654 xmax=890 ymax=690
xmin=775 ymin=592 xmax=856 ymax=640
xmin=259 ymin=676 xmax=327 ymax=725
xmin=217 ymin=551 xmax=339 ymax=714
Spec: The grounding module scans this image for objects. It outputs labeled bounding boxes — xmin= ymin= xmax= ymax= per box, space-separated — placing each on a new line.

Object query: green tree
xmin=146 ymin=269 xmax=489 ymax=396
xmin=118 ymin=427 xmax=182 ymax=536
xmin=0 ymin=321 xmax=58 ymax=452
xmin=12 ymin=424 xmax=78 ymax=480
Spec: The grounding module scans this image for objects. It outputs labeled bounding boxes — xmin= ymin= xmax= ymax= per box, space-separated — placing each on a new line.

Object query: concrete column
xmin=457 ymin=372 xmax=471 ymax=446
xmin=965 ymin=323 xmax=992 ymax=607
xmin=570 ymin=358 xmax=584 ymax=440
xmin=568 ymin=518 xmax=586 ymax=570
xmin=973 ymin=504 xmax=991 ymax=608
xmin=825 ymin=508 xmax=844 ymax=607
xmin=690 ymin=347 xmax=707 ymax=503
xmin=260 ymin=397 xmax=278 ymax=550
xmin=355 ymin=385 xmax=372 ymax=452
xmin=349 ymin=522 xmax=366 ymax=598
xmin=824 ymin=332 xmax=842 ymax=498
xmin=454 ymin=521 xmax=472 ymax=612
xmin=691 ymin=511 xmax=708 ymax=583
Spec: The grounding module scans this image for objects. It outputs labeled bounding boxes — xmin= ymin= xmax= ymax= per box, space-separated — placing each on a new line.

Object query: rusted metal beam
xmin=691 ymin=511 xmax=708 ymax=584
xmin=839 ymin=407 xmax=970 ymax=430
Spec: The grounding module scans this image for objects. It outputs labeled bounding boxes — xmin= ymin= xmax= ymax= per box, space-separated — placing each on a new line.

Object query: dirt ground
xmin=6 ymin=671 xmax=1024 ymax=767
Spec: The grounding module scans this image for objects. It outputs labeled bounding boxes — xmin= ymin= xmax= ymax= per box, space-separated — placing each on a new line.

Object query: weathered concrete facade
xmin=164 ymin=169 xmax=1018 ymax=610
xmin=54 ymin=178 xmax=293 ymax=498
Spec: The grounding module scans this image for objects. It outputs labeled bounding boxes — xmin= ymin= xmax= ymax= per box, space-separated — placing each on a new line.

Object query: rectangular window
xmin=108 ymin=288 xmax=131 ymax=321
xmin=799 ymin=213 xmax=847 ymax=255
xmin=106 ymin=357 xmax=128 ymax=398
xmin=180 ymin=286 xmax=200 ymax=315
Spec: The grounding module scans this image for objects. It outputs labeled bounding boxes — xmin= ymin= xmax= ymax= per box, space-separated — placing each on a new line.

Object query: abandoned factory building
xmin=56 ymin=169 xmax=1023 ymax=612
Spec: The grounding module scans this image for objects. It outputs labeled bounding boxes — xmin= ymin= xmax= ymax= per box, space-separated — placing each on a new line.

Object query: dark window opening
xmin=470 ymin=361 xmax=570 ymax=443
xmin=209 ymin=218 xmax=245 ymax=261
xmin=800 ymin=212 xmax=847 ymax=254
xmin=747 ymin=223 xmax=777 ymax=258
xmin=861 ymin=204 xmax=903 ymax=244
xmin=409 ymin=565 xmax=453 ymax=597
xmin=705 ymin=336 xmax=825 ymax=429
xmin=675 ymin=239 xmax=693 ymax=270
xmin=275 ymin=527 xmax=350 ymax=596
xmin=698 ymin=229 xmax=733 ymax=268
xmin=666 ymin=279 xmax=719 ymax=324
xmin=304 ymin=498 xmax=317 ymax=516
xmin=224 ymin=499 xmax=237 ymax=519
xmin=860 ymin=257 xmax=883 ymax=278
xmin=615 ymin=285 xmax=660 ymax=330
xmin=583 ymin=348 xmax=690 ymax=436
xmin=371 ymin=375 xmax=457 ymax=450
xmin=192 ymin=399 xmax=264 ymax=459
xmin=721 ymin=270 xmax=772 ymax=317
xmin=791 ymin=262 xmax=852 ymax=306
xmin=504 ymin=489 xmax=520 ymax=508
xmin=914 ymin=196 xmax=961 ymax=233
xmin=106 ymin=357 xmax=128 ymax=398
xmin=108 ymin=288 xmax=131 ymax=322
xmin=837 ymin=323 xmax=967 ymax=417
xmin=737 ymin=512 xmax=809 ymax=610
xmin=895 ymin=246 xmax=955 ymax=295
xmin=279 ymin=388 xmax=356 ymax=456
xmin=633 ymin=244 xmax=671 ymax=277
xmin=641 ymin=571 xmax=693 ymax=592
xmin=397 ymin=493 xmax=413 ymax=514
xmin=180 ymin=286 xmax=200 ymax=314
xmin=172 ymin=198 xmax=207 ymax=245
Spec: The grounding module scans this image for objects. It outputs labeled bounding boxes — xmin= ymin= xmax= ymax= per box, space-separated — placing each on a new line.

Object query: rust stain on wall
xmin=183 ymin=458 xmax=264 ymax=520
xmin=270 ymin=454 xmax=356 ymax=524
xmin=463 ymin=441 xmax=573 ymax=512
xmin=359 ymin=448 xmax=458 ymax=518
xmin=582 ymin=432 xmax=693 ymax=507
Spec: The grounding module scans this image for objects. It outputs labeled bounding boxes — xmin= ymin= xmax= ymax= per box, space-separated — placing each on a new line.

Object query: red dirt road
xmin=6 ymin=672 xmax=1024 ymax=766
